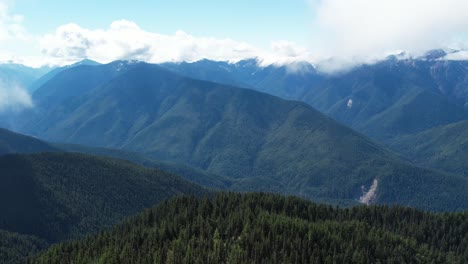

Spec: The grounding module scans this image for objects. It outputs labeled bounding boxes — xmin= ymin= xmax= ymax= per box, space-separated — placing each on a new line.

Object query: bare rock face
xmin=359 ymin=179 xmax=378 ymax=205
xmin=347 ymin=98 xmax=353 ymax=108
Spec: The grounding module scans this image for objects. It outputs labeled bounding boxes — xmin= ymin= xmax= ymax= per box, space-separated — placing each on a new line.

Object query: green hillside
xmin=389 ymin=120 xmax=468 ymax=177
xmin=0 ymin=126 xmax=230 ymax=189
xmin=55 ymin=143 xmax=233 ymax=189
xmin=0 ymin=152 xmax=207 ymax=243
xmin=34 ymin=193 xmax=468 ymax=264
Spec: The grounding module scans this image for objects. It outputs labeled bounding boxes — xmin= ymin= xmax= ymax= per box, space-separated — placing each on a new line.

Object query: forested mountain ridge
xmin=34 ymin=193 xmax=468 ymax=264
xmin=0 ymin=128 xmax=57 ymax=155
xmin=8 ymin=62 xmax=468 ymax=211
xmin=161 ymin=57 xmax=468 ymax=141
xmin=0 ymin=152 xmax=208 ymax=263
xmin=55 ymin=143 xmax=233 ymax=189
xmin=0 ymin=126 xmax=231 ymax=189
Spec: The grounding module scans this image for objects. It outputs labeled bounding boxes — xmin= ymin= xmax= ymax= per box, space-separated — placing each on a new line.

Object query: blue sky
xmin=1 ymin=0 xmax=468 ymax=67
xmin=11 ymin=0 xmax=312 ymax=49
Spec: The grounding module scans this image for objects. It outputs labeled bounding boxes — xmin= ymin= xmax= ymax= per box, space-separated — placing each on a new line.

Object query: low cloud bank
xmin=0 ymin=82 xmax=33 ymax=112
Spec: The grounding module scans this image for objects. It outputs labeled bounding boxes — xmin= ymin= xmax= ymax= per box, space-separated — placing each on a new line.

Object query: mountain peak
xmin=422 ymin=49 xmax=448 ymax=60
xmin=71 ymin=59 xmax=101 ymax=67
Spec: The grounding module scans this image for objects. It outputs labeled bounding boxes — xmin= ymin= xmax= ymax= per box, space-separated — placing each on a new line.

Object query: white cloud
xmin=0 ymin=82 xmax=33 ymax=112
xmin=40 ymin=20 xmax=264 ymax=65
xmin=444 ymin=50 xmax=468 ymax=61
xmin=258 ymin=40 xmax=318 ymax=66
xmin=0 ymin=1 xmax=39 ymax=66
xmin=0 ymin=1 xmax=27 ymax=41
xmin=0 ymin=1 xmax=34 ymax=112
xmin=309 ymin=0 xmax=468 ymax=61
xmin=271 ymin=40 xmax=308 ymax=58
xmin=38 ymin=20 xmax=325 ymax=68
xmin=2 ymin=0 xmax=468 ymax=70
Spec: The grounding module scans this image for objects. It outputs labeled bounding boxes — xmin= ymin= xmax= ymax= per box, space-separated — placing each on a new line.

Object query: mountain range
xmin=1 ymin=53 xmax=468 ymax=263
xmin=5 ymin=61 xmax=467 ymax=211
xmin=0 ymin=63 xmax=51 ymax=92
xmin=159 ymin=54 xmax=468 ymax=179
xmin=161 ymin=53 xmax=468 ymax=142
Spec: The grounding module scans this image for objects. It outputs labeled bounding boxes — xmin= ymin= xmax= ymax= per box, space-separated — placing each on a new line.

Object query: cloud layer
xmin=0 ymin=2 xmax=26 ymax=41
xmin=0 ymin=82 xmax=33 ymax=112
xmin=40 ymin=20 xmax=263 ymax=65
xmin=35 ymin=1 xmax=468 ymax=70
xmin=0 ymin=0 xmax=468 ymax=70
xmin=309 ymin=0 xmax=468 ymax=60
xmin=38 ymin=20 xmax=322 ymax=67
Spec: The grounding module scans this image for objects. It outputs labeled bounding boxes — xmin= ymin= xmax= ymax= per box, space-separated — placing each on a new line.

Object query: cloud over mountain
xmin=0 ymin=82 xmax=32 ymax=112
xmin=0 ymin=0 xmax=467 ymax=70
xmin=309 ymin=0 xmax=468 ymax=60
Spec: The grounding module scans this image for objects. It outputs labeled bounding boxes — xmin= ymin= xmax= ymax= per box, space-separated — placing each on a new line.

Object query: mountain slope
xmin=32 ymin=60 xmax=137 ymax=106
xmin=0 ymin=128 xmax=57 ymax=155
xmin=388 ymin=120 xmax=468 ymax=177
xmin=0 ymin=152 xmax=207 ymax=243
xmin=161 ymin=58 xmax=468 ymax=141
xmin=307 ymin=59 xmax=468 ymax=140
xmin=14 ymin=61 xmax=141 ymax=136
xmin=162 ymin=59 xmax=321 ymax=100
xmin=0 ymin=126 xmax=229 ymax=189
xmin=55 ymin=143 xmax=233 ymax=189
xmin=28 ymin=59 xmax=100 ymax=92
xmin=0 ymin=63 xmax=51 ymax=91
xmin=16 ymin=63 xmax=468 ymax=211
xmin=34 ymin=193 xmax=468 ymax=264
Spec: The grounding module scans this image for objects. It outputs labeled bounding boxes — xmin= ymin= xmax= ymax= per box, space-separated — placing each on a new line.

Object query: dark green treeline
xmin=34 ymin=193 xmax=467 ymax=264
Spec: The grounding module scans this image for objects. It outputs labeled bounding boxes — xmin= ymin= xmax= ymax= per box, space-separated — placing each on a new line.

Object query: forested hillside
xmin=0 ymin=126 xmax=230 ymax=189
xmin=0 ymin=152 xmax=207 ymax=263
xmin=55 ymin=143 xmax=232 ymax=189
xmin=35 ymin=193 xmax=468 ymax=264
xmin=389 ymin=120 xmax=468 ymax=177
xmin=0 ymin=230 xmax=47 ymax=264
xmin=0 ymin=152 xmax=207 ymax=242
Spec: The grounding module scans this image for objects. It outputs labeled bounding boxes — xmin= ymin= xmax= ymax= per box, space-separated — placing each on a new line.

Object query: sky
xmin=0 ymin=0 xmax=468 ymax=68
